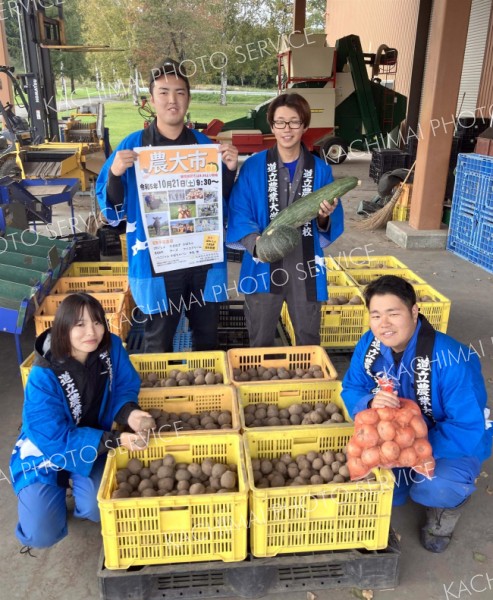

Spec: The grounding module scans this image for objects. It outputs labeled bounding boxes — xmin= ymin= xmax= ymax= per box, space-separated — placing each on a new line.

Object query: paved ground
xmin=0 ymin=153 xmax=492 ymax=600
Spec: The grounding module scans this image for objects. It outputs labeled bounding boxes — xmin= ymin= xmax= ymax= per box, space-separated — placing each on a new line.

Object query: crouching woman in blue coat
xmin=10 ymin=293 xmax=152 ymax=551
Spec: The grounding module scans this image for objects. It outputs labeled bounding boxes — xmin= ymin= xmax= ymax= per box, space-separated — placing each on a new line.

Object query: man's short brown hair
xmin=267 ymin=93 xmax=311 ymax=128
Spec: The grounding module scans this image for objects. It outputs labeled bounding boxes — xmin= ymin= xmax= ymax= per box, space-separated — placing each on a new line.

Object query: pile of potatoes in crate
xmin=244 ymin=401 xmax=346 ymax=427
xmin=144 ymin=407 xmax=233 ymax=431
xmin=326 ymin=295 xmax=363 ymax=306
xmin=233 ymin=365 xmax=325 ymax=382
xmin=252 ymin=450 xmax=357 ymax=488
xmin=111 ymin=455 xmax=238 ymax=498
xmin=140 ymin=369 xmax=224 ymax=387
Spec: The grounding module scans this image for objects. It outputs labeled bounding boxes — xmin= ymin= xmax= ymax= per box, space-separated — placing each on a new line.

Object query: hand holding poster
xmin=134 ymin=144 xmax=223 ymax=273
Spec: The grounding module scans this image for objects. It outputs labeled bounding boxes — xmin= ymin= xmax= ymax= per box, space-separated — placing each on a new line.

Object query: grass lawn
xmin=95 ymin=99 xmax=267 ymax=147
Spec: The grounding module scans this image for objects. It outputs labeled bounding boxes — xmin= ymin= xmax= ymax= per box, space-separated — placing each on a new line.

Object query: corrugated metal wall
xmin=456 ymin=0 xmax=492 ymax=115
xmin=476 ymin=7 xmax=493 ymax=118
xmin=325 ymin=0 xmax=420 ymax=99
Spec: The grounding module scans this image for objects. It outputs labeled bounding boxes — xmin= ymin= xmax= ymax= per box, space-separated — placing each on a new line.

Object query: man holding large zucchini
xmin=226 ymin=93 xmax=345 ymax=347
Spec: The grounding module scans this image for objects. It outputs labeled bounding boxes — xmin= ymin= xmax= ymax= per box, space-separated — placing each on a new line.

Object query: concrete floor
xmin=1 ymin=153 xmax=492 ymax=600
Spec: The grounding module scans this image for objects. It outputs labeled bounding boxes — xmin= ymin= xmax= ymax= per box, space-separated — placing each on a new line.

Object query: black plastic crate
xmin=218 ymin=300 xmax=249 ymax=349
xmin=59 ymin=233 xmax=100 ymax=261
xmin=369 ymin=149 xmax=409 ymax=183
xmin=98 ymin=530 xmax=400 ymax=600
xmin=98 ymin=226 xmax=122 ymax=256
xmin=226 ymin=248 xmax=244 ymax=263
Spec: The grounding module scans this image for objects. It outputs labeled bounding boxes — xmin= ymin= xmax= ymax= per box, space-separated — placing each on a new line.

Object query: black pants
xmin=144 ymin=266 xmax=219 ymax=352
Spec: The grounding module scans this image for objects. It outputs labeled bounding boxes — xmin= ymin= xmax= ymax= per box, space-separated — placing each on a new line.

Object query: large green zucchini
xmin=257 ymin=176 xmax=358 ymax=263
xmin=263 ymin=176 xmax=358 ymax=235
xmin=256 ymin=225 xmax=300 ymax=263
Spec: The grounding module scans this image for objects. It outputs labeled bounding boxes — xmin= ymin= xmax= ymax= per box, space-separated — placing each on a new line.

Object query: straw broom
xmin=357 ymin=160 xmax=416 ymax=230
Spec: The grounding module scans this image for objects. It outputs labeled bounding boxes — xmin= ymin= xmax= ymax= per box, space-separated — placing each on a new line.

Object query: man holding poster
xmin=97 ymin=59 xmax=238 ymax=352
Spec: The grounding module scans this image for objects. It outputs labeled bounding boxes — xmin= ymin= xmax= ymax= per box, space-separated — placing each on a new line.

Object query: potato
xmin=299 ymin=468 xmax=312 ymax=480
xmin=267 ymin=417 xmax=281 ymax=426
xmin=111 ymin=488 xmax=130 ymax=499
xmin=209 ymin=477 xmax=222 ymax=491
xmin=270 ymin=474 xmax=285 ymax=487
xmin=333 ymin=474 xmax=345 ymax=483
xmin=261 ymin=370 xmax=273 ymax=380
xmin=335 ymin=452 xmax=347 ymax=463
xmin=211 ymin=463 xmax=228 ymax=479
xmin=322 ymin=451 xmax=335 ymax=465
xmin=309 ymin=411 xmax=323 ymax=424
xmin=187 ymin=463 xmax=202 ymax=478
xmin=205 ymin=372 xmax=216 ymax=385
xmin=279 ymin=454 xmax=292 ymax=465
xmin=288 ymin=403 xmax=303 ymax=415
xmin=138 ymin=479 xmax=154 ymax=492
xmin=220 ymin=471 xmax=237 ymax=489
xmin=331 ymin=461 xmax=341 ymax=474
xmin=310 ymin=474 xmax=324 ymax=485
xmin=147 ymin=373 xmax=158 ymax=383
xmin=156 ymin=465 xmax=174 ymax=480
xmin=255 ymin=408 xmax=267 ymax=420
xmin=127 ymin=458 xmax=143 ymax=475
xmin=157 ymin=477 xmax=174 ymax=492
xmin=164 ymin=378 xmax=177 ymax=387
xmin=141 ymin=488 xmax=158 ymax=497
xmin=116 ymin=469 xmax=130 ymax=483
xmin=320 ymin=465 xmax=334 ymax=482
xmin=238 ymin=372 xmax=250 ymax=382
xmin=252 ymin=470 xmax=262 ymax=484
xmin=118 ymin=482 xmax=133 ymax=494
xmin=163 ymin=454 xmax=176 ymax=467
xmin=140 ymin=467 xmax=152 ymax=480
xmin=331 ymin=413 xmax=344 ymax=423
xmin=177 ymin=480 xmax=190 ymax=491
xmin=287 ymin=464 xmax=299 ymax=479
xmin=215 ymin=373 xmax=223 ymax=384
xmin=338 ymin=465 xmax=350 ymax=479
xmin=189 ymin=483 xmax=206 ymax=495
xmin=260 ymin=460 xmax=273 ymax=475
xmin=127 ymin=474 xmax=141 ymax=489
xmin=311 ymin=457 xmax=324 ymax=471
xmin=175 ymin=469 xmax=192 ymax=481
xmin=251 ymin=458 xmax=261 ymax=470
xmin=149 ymin=459 xmax=163 ymax=474
xmin=217 ymin=412 xmax=232 ymax=426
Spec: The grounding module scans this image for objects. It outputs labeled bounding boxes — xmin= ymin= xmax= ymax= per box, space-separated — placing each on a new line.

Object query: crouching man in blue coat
xmin=342 ymin=275 xmax=492 ymax=553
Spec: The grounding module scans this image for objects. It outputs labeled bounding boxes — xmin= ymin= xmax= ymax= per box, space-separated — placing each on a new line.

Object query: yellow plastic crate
xmin=98 ymin=433 xmax=248 ymax=569
xmin=130 ymin=351 xmax=230 ymax=385
xmin=335 ymin=255 xmax=408 ymax=270
xmin=393 ymin=203 xmax=410 ymax=222
xmin=414 ymin=283 xmax=451 ymax=333
xmin=120 ymin=234 xmax=127 ymax=261
xmin=34 ymin=292 xmax=128 ymax=339
xmin=138 ymin=385 xmax=240 ymax=435
xmin=244 ymin=427 xmax=394 ymax=557
xmin=63 ymin=261 xmax=128 ymax=277
xmin=19 ymin=352 xmax=35 ymax=388
xmin=51 ymin=275 xmax=129 ymax=295
xmin=227 ymin=346 xmax=337 ymax=386
xmin=392 ymin=183 xmax=412 ymax=222
xmin=50 ymin=275 xmax=134 ymax=314
xmin=326 ymin=269 xmax=358 ymax=287
xmin=344 ymin=267 xmax=425 ymax=286
xmin=282 ymin=287 xmax=369 ymax=349
xmin=324 ymin=255 xmax=342 ymax=271
xmin=237 ymin=380 xmax=352 ymax=431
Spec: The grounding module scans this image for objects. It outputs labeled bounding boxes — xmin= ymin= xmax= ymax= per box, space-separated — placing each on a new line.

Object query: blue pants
xmin=392 ymin=457 xmax=481 ymax=509
xmin=15 ymin=456 xmax=106 ymax=548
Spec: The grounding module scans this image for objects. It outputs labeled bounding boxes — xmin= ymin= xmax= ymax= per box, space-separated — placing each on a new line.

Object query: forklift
xmin=0 ymin=1 xmax=113 ymax=190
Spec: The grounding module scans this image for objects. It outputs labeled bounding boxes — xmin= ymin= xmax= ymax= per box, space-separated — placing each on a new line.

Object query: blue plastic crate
xmin=454 ymin=154 xmax=493 ymax=217
xmin=173 ymin=331 xmax=193 ymax=352
xmin=448 ymin=208 xmax=477 ymax=247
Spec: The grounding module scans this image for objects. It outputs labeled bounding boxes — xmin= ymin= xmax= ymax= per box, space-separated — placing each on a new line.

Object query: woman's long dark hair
xmin=50 ymin=293 xmax=111 ymax=360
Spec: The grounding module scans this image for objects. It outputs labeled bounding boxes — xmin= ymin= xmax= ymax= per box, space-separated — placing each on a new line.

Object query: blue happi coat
xmin=96 ymin=129 xmax=228 ymax=313
xmin=342 ymin=319 xmax=492 ymax=463
xmin=226 ymin=149 xmax=344 ymax=300
xmin=10 ymin=334 xmax=140 ymax=494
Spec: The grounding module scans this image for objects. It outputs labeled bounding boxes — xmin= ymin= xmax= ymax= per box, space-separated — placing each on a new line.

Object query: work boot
xmin=420 ymin=499 xmax=468 ymax=553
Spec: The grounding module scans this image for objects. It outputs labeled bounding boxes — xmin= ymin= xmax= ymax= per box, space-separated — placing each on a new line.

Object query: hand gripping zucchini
xmin=256 ymin=176 xmax=358 ymax=263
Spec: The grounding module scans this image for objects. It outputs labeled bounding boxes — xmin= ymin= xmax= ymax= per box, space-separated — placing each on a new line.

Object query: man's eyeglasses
xmin=272 ymin=120 xmax=304 ymax=130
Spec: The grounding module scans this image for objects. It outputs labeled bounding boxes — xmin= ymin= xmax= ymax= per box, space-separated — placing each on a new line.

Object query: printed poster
xmin=134 ymin=144 xmax=223 ymax=273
